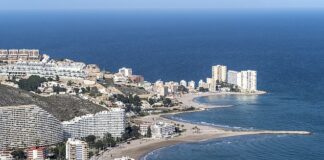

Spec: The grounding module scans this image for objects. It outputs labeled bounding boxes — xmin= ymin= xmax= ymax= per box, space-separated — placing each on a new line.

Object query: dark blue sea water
xmin=1 ymin=10 xmax=324 ymax=160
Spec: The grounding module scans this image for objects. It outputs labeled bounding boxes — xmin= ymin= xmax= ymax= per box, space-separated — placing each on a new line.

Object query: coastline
xmin=97 ymin=91 xmax=310 ymax=160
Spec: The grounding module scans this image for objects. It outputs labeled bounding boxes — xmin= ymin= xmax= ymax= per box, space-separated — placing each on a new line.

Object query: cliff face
xmin=0 ymin=85 xmax=106 ymax=121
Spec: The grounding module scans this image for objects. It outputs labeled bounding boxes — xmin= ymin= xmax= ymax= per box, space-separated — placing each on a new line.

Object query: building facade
xmin=118 ymin=67 xmax=132 ymax=77
xmin=66 ymin=138 xmax=88 ymax=160
xmin=0 ymin=105 xmax=63 ymax=149
xmin=62 ymin=108 xmax=125 ymax=139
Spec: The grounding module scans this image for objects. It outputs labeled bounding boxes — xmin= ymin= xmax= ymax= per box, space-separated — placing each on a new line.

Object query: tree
xmin=178 ymin=85 xmax=188 ymax=93
xmin=55 ymin=75 xmax=60 ymax=81
xmin=85 ymin=135 xmax=96 ymax=148
xmin=11 ymin=149 xmax=25 ymax=160
xmin=103 ymin=133 xmax=116 ymax=147
xmin=18 ymin=75 xmax=47 ymax=92
xmin=95 ymin=140 xmax=104 ymax=151
xmin=73 ymin=88 xmax=80 ymax=94
xmin=146 ymin=127 xmax=152 ymax=138
xmin=67 ymin=80 xmax=73 ymax=86
xmin=122 ymin=125 xmax=141 ymax=140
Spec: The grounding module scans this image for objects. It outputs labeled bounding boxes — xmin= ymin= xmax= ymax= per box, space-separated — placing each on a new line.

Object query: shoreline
xmin=97 ymin=91 xmax=311 ymax=160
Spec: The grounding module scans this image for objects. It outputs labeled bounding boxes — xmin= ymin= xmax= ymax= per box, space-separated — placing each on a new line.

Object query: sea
xmin=1 ymin=9 xmax=324 ymax=160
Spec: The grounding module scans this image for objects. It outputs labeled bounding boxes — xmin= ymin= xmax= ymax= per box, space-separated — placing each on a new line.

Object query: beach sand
xmin=96 ymin=92 xmax=309 ymax=160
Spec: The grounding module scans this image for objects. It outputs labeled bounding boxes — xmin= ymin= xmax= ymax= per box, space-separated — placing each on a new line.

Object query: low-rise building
xmin=66 ymin=138 xmax=88 ymax=160
xmin=27 ymin=147 xmax=46 ymax=160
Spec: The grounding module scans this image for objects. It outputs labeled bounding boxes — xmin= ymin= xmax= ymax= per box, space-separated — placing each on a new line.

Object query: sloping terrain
xmin=0 ymin=85 xmax=106 ymax=121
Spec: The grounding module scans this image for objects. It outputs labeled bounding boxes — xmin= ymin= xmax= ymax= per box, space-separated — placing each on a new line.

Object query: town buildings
xmin=150 ymin=122 xmax=175 ymax=139
xmin=62 ymin=108 xmax=126 ymax=139
xmin=0 ymin=105 xmax=63 ymax=149
xmin=66 ymin=138 xmax=89 ymax=160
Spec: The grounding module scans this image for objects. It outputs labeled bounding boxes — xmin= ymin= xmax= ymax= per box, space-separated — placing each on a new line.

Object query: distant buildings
xmin=0 ymin=105 xmax=63 ymax=149
xmin=118 ymin=67 xmax=132 ymax=77
xmin=62 ymin=108 xmax=126 ymax=139
xmin=66 ymin=138 xmax=89 ymax=160
xmin=188 ymin=80 xmax=195 ymax=90
xmin=150 ymin=122 xmax=175 ymax=139
xmin=0 ymin=49 xmax=40 ymax=64
xmin=227 ymin=70 xmax=239 ymax=85
xmin=179 ymin=80 xmax=187 ymax=87
xmin=211 ymin=65 xmax=227 ymax=91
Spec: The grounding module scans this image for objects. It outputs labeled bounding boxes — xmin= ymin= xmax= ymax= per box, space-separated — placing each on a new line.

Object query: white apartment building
xmin=212 ymin=65 xmax=227 ymax=82
xmin=210 ymin=65 xmax=227 ymax=91
xmin=227 ymin=70 xmax=239 ymax=85
xmin=0 ymin=105 xmax=63 ymax=149
xmin=0 ymin=59 xmax=87 ymax=79
xmin=62 ymin=108 xmax=126 ymax=139
xmin=66 ymin=138 xmax=89 ymax=160
xmin=188 ymin=80 xmax=195 ymax=90
xmin=118 ymin=67 xmax=132 ymax=77
xmin=239 ymin=70 xmax=257 ymax=92
xmin=150 ymin=122 xmax=175 ymax=139
xmin=179 ymin=80 xmax=187 ymax=87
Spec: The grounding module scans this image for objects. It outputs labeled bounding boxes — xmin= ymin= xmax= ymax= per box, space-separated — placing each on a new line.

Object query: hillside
xmin=0 ymin=85 xmax=106 ymax=121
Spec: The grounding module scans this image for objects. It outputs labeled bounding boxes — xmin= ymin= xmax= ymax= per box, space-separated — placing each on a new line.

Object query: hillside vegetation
xmin=0 ymin=85 xmax=106 ymax=121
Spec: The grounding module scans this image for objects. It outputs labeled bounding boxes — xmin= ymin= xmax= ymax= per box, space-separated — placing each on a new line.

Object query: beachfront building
xmin=0 ymin=49 xmax=40 ymax=64
xmin=0 ymin=105 xmax=63 ymax=149
xmin=27 ymin=146 xmax=46 ymax=160
xmin=210 ymin=65 xmax=227 ymax=91
xmin=139 ymin=123 xmax=151 ymax=136
xmin=238 ymin=70 xmax=257 ymax=92
xmin=118 ymin=67 xmax=132 ymax=77
xmin=150 ymin=122 xmax=175 ymax=139
xmin=66 ymin=138 xmax=89 ymax=160
xmin=0 ymin=58 xmax=87 ymax=79
xmin=62 ymin=108 xmax=126 ymax=139
xmin=227 ymin=70 xmax=239 ymax=85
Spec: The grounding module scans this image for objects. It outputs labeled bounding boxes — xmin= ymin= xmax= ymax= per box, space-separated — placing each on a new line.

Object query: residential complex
xmin=0 ymin=49 xmax=40 ymax=64
xmin=239 ymin=70 xmax=257 ymax=92
xmin=0 ymin=59 xmax=87 ymax=79
xmin=0 ymin=105 xmax=63 ymax=149
xmin=62 ymin=108 xmax=126 ymax=139
xmin=66 ymin=138 xmax=89 ymax=160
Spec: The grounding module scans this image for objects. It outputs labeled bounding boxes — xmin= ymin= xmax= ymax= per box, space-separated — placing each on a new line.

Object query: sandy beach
xmin=97 ymin=91 xmax=309 ymax=160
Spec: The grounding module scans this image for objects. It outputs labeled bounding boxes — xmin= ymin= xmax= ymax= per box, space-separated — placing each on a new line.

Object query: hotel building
xmin=227 ymin=70 xmax=239 ymax=85
xmin=66 ymin=138 xmax=89 ymax=160
xmin=62 ymin=108 xmax=125 ymax=139
xmin=118 ymin=67 xmax=132 ymax=77
xmin=0 ymin=105 xmax=63 ymax=149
